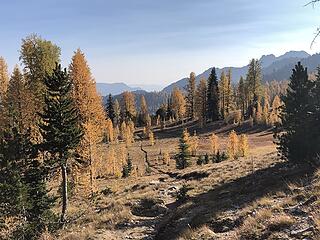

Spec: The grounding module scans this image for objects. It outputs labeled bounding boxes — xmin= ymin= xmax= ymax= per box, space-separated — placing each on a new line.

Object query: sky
xmin=1 ymin=0 xmax=320 ymax=90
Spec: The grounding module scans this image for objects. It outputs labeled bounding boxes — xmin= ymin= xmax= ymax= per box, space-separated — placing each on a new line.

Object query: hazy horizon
xmin=1 ymin=0 xmax=320 ymax=88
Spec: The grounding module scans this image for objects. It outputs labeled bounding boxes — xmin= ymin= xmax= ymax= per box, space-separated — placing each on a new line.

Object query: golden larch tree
xmin=140 ymin=95 xmax=148 ymax=125
xmin=163 ymin=152 xmax=170 ymax=165
xmin=190 ymin=131 xmax=199 ymax=156
xmin=120 ymin=121 xmax=127 ymax=141
xmin=186 ymin=72 xmax=196 ymax=119
xmin=262 ymin=98 xmax=270 ymax=126
xmin=68 ymin=49 xmax=106 ymax=196
xmin=121 ymin=91 xmax=136 ymax=122
xmin=209 ymin=133 xmax=219 ymax=155
xmin=238 ymin=134 xmax=249 ymax=157
xmin=254 ymin=101 xmax=263 ymax=124
xmin=195 ymin=79 xmax=207 ymax=127
xmin=171 ymin=87 xmax=186 ymax=120
xmin=219 ymin=71 xmax=228 ymax=118
xmin=124 ymin=121 xmax=134 ymax=146
xmin=105 ymin=118 xmax=114 ymax=143
xmin=2 ymin=66 xmax=32 ymax=134
xmin=149 ymin=130 xmax=155 ymax=146
xmin=270 ymin=95 xmax=282 ymax=125
xmin=0 ymin=57 xmax=9 ymax=104
xmin=19 ymin=34 xmax=61 ymax=142
xmin=113 ymin=99 xmax=121 ymax=126
xmin=227 ymin=130 xmax=239 ymax=159
xmin=225 ymin=68 xmax=233 ymax=114
xmin=113 ymin=125 xmax=120 ymax=143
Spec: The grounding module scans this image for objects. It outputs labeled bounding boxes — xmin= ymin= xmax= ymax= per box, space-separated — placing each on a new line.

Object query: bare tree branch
xmin=305 ymin=1 xmax=320 ymax=48
xmin=305 ymin=0 xmax=320 ymax=7
xmin=311 ymin=28 xmax=320 ymax=48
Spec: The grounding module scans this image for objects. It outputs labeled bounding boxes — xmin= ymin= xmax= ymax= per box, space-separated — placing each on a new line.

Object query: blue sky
xmin=1 ymin=0 xmax=320 ymax=89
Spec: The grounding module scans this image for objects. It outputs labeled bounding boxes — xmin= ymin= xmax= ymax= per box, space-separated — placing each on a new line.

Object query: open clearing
xmin=58 ymin=122 xmax=320 ymax=240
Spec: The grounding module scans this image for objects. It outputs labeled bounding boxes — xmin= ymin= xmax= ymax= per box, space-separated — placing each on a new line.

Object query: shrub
xmin=197 ymin=156 xmax=204 ymax=165
xmin=204 ymin=154 xmax=209 ymax=164
xmin=176 ymin=185 xmax=191 ymax=203
xmin=213 ymin=151 xmax=228 ymax=163
xmin=122 ymin=155 xmax=132 ymax=178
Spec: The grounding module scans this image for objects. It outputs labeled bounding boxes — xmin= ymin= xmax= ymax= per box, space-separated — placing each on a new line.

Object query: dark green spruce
xmin=275 ymin=62 xmax=315 ymax=163
xmin=206 ymin=67 xmax=220 ymax=121
xmin=175 ymin=130 xmax=191 ymax=169
xmin=106 ymin=93 xmax=115 ymax=123
xmin=0 ymin=128 xmax=55 ymax=239
xmin=38 ymin=63 xmax=83 ymax=225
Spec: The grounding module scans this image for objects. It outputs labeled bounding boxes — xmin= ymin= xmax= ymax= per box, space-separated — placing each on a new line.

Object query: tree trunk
xmin=60 ymin=164 xmax=68 ymax=225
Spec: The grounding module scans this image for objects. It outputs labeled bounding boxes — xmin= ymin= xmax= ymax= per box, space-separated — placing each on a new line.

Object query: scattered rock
xmin=209 ymin=216 xmax=243 ymax=233
xmin=288 ymin=207 xmax=308 ymax=216
xmin=290 ymin=226 xmax=314 ymax=237
xmin=131 ymin=184 xmax=147 ymax=192
xmin=159 ymin=177 xmax=166 ymax=182
xmin=116 ymin=220 xmax=134 ymax=229
xmin=302 ymin=195 xmax=317 ymax=206
xmin=166 ymin=185 xmax=180 ymax=197
xmin=132 ymin=198 xmax=168 ymax=217
xmin=150 ymin=180 xmax=160 ymax=185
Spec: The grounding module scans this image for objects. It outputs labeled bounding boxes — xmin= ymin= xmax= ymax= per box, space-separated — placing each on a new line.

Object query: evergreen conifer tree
xmin=206 ymin=68 xmax=220 ymax=121
xmin=0 ymin=128 xmax=55 ymax=238
xmin=38 ymin=63 xmax=83 ymax=224
xmin=106 ymin=94 xmax=115 ymax=123
xmin=310 ymin=67 xmax=320 ymax=159
xmin=238 ymin=76 xmax=246 ymax=119
xmin=175 ymin=129 xmax=191 ymax=169
xmin=275 ymin=62 xmax=314 ymax=163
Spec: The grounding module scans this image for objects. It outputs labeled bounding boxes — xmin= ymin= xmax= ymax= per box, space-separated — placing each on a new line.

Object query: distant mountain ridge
xmin=96 ymin=82 xmax=141 ymax=96
xmin=162 ymin=50 xmax=312 ymax=93
xmin=107 ymin=90 xmax=169 ymax=113
xmin=98 ymin=50 xmax=320 ymax=113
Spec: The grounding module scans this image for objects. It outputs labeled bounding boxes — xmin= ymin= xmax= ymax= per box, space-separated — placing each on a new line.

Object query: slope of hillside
xmin=162 ymin=51 xmax=311 ymax=93
xmin=96 ymin=82 xmax=142 ymax=96
xmin=110 ymin=90 xmax=169 ymax=113
xmin=56 ymin=122 xmax=319 ymax=240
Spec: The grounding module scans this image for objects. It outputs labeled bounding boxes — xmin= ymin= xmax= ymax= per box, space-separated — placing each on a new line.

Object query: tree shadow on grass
xmin=154 ymin=161 xmax=315 ymax=240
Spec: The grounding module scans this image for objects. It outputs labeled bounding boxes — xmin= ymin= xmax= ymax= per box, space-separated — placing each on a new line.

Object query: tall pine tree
xmin=238 ymin=76 xmax=246 ymax=119
xmin=0 ymin=128 xmax=55 ymax=239
xmin=106 ymin=94 xmax=115 ymax=123
xmin=39 ymin=63 xmax=83 ymax=224
xmin=206 ymin=67 xmax=220 ymax=121
xmin=275 ymin=62 xmax=314 ymax=163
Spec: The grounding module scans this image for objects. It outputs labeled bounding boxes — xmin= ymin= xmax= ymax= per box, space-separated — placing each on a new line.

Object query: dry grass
xmin=178 ymin=225 xmax=215 ymax=240
xmin=267 ymin=214 xmax=295 ymax=231
xmin=58 ymin=125 xmax=320 ymax=239
xmin=236 ymin=210 xmax=294 ymax=239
